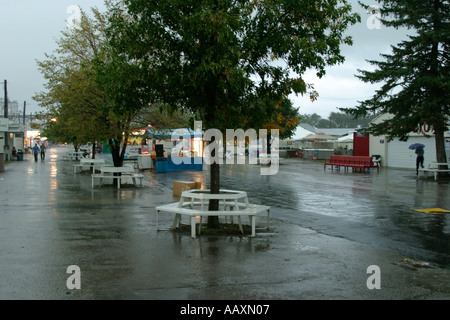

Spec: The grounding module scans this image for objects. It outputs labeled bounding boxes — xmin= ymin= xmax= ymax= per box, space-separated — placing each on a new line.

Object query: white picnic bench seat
xmin=418 ymin=162 xmax=450 ymax=180
xmin=155 ymin=189 xmax=271 ymax=238
xmin=74 ymin=158 xmax=106 ymax=173
xmin=63 ymin=151 xmax=87 ymax=161
xmin=91 ymin=165 xmax=144 ymax=189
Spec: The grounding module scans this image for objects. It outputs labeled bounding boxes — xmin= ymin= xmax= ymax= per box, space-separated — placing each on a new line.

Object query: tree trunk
xmin=207 ymin=161 xmax=220 ymax=228
xmin=207 ymin=133 xmax=220 ymax=228
xmin=74 ymin=144 xmax=80 ymax=160
xmin=430 ymin=1 xmax=447 ymax=178
xmin=120 ymin=134 xmax=128 ymax=167
xmin=91 ymin=142 xmax=96 ymax=160
xmin=205 ymin=74 xmax=220 ymax=228
xmin=434 ymin=126 xmax=449 ymax=178
xmin=109 ymin=138 xmax=123 ymax=188
xmin=109 ymin=138 xmax=121 ymax=167
xmin=90 ymin=142 xmax=97 ymax=174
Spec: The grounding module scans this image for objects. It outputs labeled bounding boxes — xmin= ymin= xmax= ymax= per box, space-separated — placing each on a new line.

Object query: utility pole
xmin=3 ymin=80 xmax=8 ymax=160
xmin=3 ymin=80 xmax=6 ymax=118
xmin=23 ymin=101 xmax=26 ymax=125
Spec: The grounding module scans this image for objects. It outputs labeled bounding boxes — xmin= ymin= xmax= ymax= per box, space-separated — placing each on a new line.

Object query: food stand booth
xmin=146 ymin=127 xmax=203 ymax=173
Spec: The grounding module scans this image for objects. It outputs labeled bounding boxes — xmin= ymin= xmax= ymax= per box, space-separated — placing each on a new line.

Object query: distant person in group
xmin=415 ymin=147 xmax=424 ymax=174
xmin=32 ymin=143 xmax=40 ymax=162
xmin=40 ymin=143 xmax=46 ymax=160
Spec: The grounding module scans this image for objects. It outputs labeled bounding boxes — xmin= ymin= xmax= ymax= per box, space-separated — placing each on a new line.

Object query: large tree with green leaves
xmin=35 ymin=8 xmax=125 ymax=162
xmin=107 ymin=0 xmax=359 ymax=226
xmin=35 ymin=7 xmax=189 ymax=166
xmin=341 ymin=0 xmax=449 ymax=173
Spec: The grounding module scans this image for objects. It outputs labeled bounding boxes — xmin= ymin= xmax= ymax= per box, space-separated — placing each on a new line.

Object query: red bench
xmin=324 ymin=155 xmax=379 ymax=173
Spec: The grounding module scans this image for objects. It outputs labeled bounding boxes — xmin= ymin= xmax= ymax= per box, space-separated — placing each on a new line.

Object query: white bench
xmin=155 ymin=189 xmax=271 ymax=238
xmin=91 ymin=165 xmax=144 ymax=189
xmin=63 ymin=151 xmax=87 ymax=161
xmin=418 ymin=162 xmax=450 ymax=180
xmin=74 ymin=164 xmax=104 ymax=173
xmin=91 ymin=173 xmax=145 ymax=188
xmin=74 ymin=158 xmax=106 ymax=173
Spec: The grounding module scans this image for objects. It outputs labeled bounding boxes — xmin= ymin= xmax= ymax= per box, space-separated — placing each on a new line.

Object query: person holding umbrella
xmin=409 ymin=143 xmax=425 ymax=174
xmin=415 ymin=147 xmax=425 ymax=174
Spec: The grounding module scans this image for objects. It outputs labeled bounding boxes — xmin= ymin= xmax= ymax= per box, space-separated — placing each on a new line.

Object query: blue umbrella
xmin=409 ymin=143 xmax=425 ymax=150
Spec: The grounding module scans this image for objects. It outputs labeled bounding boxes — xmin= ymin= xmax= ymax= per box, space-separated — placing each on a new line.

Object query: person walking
xmin=415 ymin=147 xmax=424 ymax=174
xmin=32 ymin=143 xmax=40 ymax=162
xmin=40 ymin=143 xmax=46 ymax=160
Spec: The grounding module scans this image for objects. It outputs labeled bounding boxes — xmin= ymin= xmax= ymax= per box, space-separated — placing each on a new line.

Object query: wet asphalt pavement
xmin=0 ymin=145 xmax=449 ymax=300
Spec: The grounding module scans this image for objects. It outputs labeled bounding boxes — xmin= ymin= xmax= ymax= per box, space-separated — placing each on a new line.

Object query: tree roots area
xmin=173 ymin=221 xmax=254 ymax=237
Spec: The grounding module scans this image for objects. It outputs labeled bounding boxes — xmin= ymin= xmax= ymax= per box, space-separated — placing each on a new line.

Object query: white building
xmin=0 ymin=118 xmax=8 ymax=152
xmin=292 ymin=123 xmax=356 ymax=141
xmin=369 ymin=113 xmax=450 ymax=168
xmin=292 ymin=123 xmax=317 ymax=140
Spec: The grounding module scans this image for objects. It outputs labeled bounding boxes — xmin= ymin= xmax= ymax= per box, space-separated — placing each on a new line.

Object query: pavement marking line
xmin=412 ymin=208 xmax=450 ymax=214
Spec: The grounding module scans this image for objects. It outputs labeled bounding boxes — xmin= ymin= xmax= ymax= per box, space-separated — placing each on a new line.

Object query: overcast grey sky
xmin=0 ymin=0 xmax=412 ymax=118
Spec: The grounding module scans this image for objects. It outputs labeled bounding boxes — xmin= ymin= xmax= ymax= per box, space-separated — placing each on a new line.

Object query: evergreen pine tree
xmin=342 ymin=0 xmax=449 ymax=173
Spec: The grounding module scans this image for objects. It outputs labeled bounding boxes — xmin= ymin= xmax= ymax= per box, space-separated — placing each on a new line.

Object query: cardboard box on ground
xmin=173 ymin=180 xmax=202 ymax=197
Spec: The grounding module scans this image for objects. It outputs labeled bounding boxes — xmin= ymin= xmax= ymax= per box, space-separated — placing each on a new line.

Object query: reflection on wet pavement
xmin=0 ymin=145 xmax=449 ymax=299
xmin=3 ymin=146 xmax=449 ymax=268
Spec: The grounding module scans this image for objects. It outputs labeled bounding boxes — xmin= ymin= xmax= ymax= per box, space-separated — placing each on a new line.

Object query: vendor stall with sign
xmin=146 ymin=127 xmax=203 ymax=173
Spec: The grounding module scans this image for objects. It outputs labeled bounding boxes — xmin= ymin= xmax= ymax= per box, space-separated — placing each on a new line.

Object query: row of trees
xmin=35 ymin=2 xmax=313 ymax=166
xmin=35 ymin=8 xmax=191 ymax=166
xmin=301 ymin=111 xmax=375 ymax=128
xmin=342 ymin=0 xmax=448 ymax=169
xmin=35 ymin=0 xmax=448 ymax=227
xmin=36 ymin=0 xmax=360 ymax=227
xmin=303 ymin=0 xmax=448 ymax=174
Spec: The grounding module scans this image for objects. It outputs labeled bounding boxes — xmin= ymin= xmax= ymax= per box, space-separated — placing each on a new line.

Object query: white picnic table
xmin=156 ymin=189 xmax=271 ymax=238
xmin=179 ymin=189 xmax=249 ymax=210
xmin=91 ymin=165 xmax=144 ymax=189
xmin=63 ymin=151 xmax=88 ymax=160
xmin=73 ymin=158 xmax=106 ymax=173
xmin=418 ymin=162 xmax=450 ymax=180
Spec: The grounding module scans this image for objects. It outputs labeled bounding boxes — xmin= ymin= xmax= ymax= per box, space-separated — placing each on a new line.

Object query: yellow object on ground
xmin=412 ymin=208 xmax=450 ymax=214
